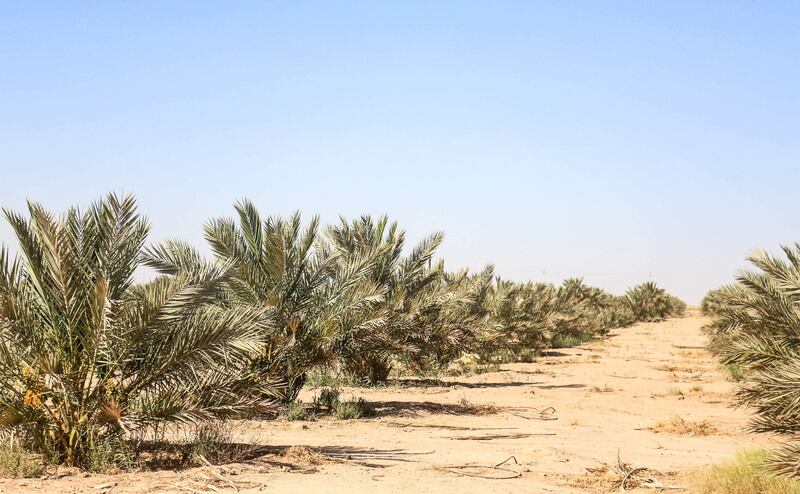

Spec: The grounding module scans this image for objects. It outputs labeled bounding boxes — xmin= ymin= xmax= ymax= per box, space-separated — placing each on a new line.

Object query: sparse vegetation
xmin=284 ymin=402 xmax=316 ymax=421
xmin=695 ymin=450 xmax=800 ymax=494
xmin=456 ymin=397 xmax=499 ymax=415
xmin=650 ymin=416 xmax=719 ymax=436
xmin=667 ymin=386 xmax=685 ymax=396
xmin=284 ymin=388 xmax=375 ymax=421
xmin=0 ymin=443 xmax=44 ymax=478
xmin=334 ymin=398 xmax=375 ymax=420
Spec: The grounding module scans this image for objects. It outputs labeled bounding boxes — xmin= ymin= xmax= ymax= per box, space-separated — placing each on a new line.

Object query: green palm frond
xmin=0 ymin=194 xmax=274 ymax=467
xmin=705 ymin=244 xmax=800 ymax=476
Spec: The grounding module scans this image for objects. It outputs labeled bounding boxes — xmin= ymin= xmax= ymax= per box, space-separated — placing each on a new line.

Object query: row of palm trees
xmin=703 ymin=245 xmax=800 ymax=477
xmin=0 ymin=194 xmax=685 ymax=467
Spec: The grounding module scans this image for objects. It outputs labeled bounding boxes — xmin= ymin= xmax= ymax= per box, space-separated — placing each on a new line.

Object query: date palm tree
xmin=624 ymin=281 xmax=685 ymax=321
xmin=483 ymin=279 xmax=558 ymax=358
xmin=706 ymin=245 xmax=800 ymax=477
xmin=196 ymin=200 xmax=384 ymax=401
xmin=327 ymin=215 xmax=487 ymax=382
xmin=0 ymin=194 xmax=278 ymax=467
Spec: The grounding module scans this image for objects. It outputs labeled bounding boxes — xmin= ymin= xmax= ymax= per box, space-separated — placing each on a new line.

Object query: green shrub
xmin=85 ymin=434 xmax=136 ymax=473
xmin=284 ymin=402 xmax=315 ymax=421
xmin=313 ymin=388 xmax=342 ymax=412
xmin=0 ymin=443 xmax=44 ymax=478
xmin=306 ymin=368 xmax=346 ymax=389
xmin=724 ymin=363 xmax=747 ymax=382
xmin=334 ymin=398 xmax=375 ymax=420
xmin=551 ymin=332 xmax=593 ymax=348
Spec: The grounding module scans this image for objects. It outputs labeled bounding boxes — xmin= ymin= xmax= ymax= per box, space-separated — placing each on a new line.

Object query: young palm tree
xmin=197 ymin=200 xmax=383 ymax=401
xmin=0 ymin=195 xmax=277 ymax=467
xmin=398 ymin=263 xmax=492 ymax=375
xmin=624 ymin=281 xmax=685 ymax=321
xmin=700 ymin=285 xmax=741 ymax=317
xmin=324 ymin=215 xmax=406 ymax=383
xmin=327 ymin=215 xmax=487 ymax=382
xmin=706 ymin=245 xmax=800 ymax=477
xmin=553 ymin=278 xmax=634 ymax=338
xmin=483 ymin=279 xmax=558 ymax=358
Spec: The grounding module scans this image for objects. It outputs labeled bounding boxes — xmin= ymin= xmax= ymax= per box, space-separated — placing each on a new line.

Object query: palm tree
xmin=324 ymin=215 xmax=405 ymax=383
xmin=483 ymin=279 xmax=558 ymax=358
xmin=327 ymin=215 xmax=487 ymax=382
xmin=553 ymin=278 xmax=634 ymax=338
xmin=196 ymin=200 xmax=382 ymax=401
xmin=624 ymin=281 xmax=685 ymax=321
xmin=397 ymin=263 xmax=491 ymax=375
xmin=0 ymin=194 xmax=277 ymax=467
xmin=700 ymin=285 xmax=740 ymax=317
xmin=706 ymin=245 xmax=800 ymax=477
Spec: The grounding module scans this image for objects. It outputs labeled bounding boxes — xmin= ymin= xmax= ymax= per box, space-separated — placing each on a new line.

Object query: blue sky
xmin=1 ymin=2 xmax=798 ymax=303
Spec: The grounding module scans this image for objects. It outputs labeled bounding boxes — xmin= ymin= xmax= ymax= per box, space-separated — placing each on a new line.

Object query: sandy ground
xmin=0 ymin=313 xmax=772 ymax=493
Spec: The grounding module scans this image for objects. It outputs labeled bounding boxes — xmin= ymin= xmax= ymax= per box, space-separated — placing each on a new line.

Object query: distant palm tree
xmin=0 ymin=195 xmax=277 ymax=467
xmin=483 ymin=279 xmax=557 ymax=357
xmin=624 ymin=281 xmax=685 ymax=321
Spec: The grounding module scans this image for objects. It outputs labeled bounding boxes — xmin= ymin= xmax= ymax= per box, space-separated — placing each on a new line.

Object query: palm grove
xmin=0 ymin=194 xmax=687 ymax=469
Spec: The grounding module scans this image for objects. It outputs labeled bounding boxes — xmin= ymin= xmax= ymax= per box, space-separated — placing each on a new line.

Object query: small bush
xmin=285 ymin=402 xmax=316 ymax=421
xmin=0 ymin=443 xmax=44 ymax=478
xmin=313 ymin=388 xmax=342 ymax=412
xmin=666 ymin=386 xmax=685 ymax=396
xmin=85 ymin=434 xmax=136 ymax=473
xmin=188 ymin=422 xmax=238 ymax=465
xmin=695 ymin=450 xmax=800 ymax=494
xmin=552 ymin=332 xmax=592 ymax=349
xmin=306 ymin=368 xmax=345 ymax=389
xmin=334 ymin=398 xmax=375 ymax=420
xmin=457 ymin=397 xmax=499 ymax=415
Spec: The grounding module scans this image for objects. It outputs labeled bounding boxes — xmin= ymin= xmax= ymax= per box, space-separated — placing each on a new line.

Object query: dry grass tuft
xmin=457 ymin=397 xmax=499 ymax=415
xmin=650 ymin=416 xmax=719 ymax=436
xmin=658 ymin=364 xmax=702 ymax=374
xmin=571 ymin=454 xmax=679 ymax=491
xmin=694 ymin=450 xmax=800 ymax=494
xmin=590 ymin=384 xmax=614 ymax=393
xmin=279 ymin=446 xmax=330 ymax=466
xmin=679 ymin=349 xmax=707 ymax=360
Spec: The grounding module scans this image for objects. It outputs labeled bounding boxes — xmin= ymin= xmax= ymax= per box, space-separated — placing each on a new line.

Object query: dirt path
xmin=0 ymin=314 xmax=768 ymax=493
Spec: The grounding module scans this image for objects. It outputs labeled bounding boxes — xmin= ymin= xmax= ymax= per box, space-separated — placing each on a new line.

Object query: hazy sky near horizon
xmin=1 ymin=2 xmax=798 ymax=304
